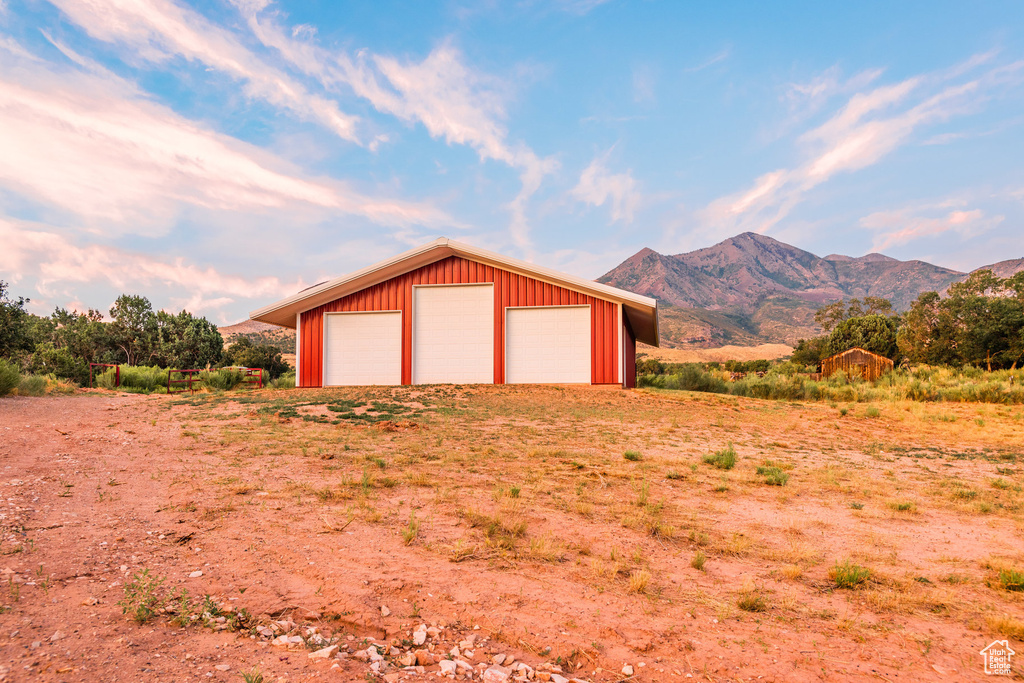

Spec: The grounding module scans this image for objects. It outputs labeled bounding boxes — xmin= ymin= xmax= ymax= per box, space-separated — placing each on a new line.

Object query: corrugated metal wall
xmin=298 ymin=256 xmax=622 ymax=387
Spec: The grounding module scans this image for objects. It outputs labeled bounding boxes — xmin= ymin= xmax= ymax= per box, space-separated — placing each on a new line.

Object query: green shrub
xmin=703 ymin=444 xmax=736 ymax=470
xmin=0 ymin=359 xmax=20 ymax=397
xmin=269 ymin=371 xmax=296 ymax=389
xmin=97 ymin=365 xmax=169 ymax=393
xmin=623 ymin=450 xmax=642 ymax=462
xmin=691 ymin=551 xmax=706 ymax=571
xmin=200 ymin=368 xmax=243 ymax=391
xmin=17 ymin=375 xmax=47 ymax=397
xmin=829 ymin=560 xmax=870 ymax=589
xmin=1000 ymin=568 xmax=1024 ymax=592
xmin=756 ymin=463 xmax=789 ymax=486
xmin=119 ymin=569 xmax=165 ymax=624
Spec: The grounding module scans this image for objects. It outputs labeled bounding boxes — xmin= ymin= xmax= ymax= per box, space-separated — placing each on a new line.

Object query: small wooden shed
xmin=821 ymin=347 xmax=893 ymax=381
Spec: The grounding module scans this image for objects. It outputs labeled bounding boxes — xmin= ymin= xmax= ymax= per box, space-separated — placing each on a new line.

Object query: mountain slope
xmin=601 ymin=232 xmax=1018 ymax=347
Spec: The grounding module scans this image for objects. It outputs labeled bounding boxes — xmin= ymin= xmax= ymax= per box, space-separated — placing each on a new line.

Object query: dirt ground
xmin=1 ymin=386 xmax=1023 ymax=682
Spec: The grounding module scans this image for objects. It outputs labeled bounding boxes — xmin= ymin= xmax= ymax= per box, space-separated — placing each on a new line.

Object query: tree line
xmin=792 ymin=269 xmax=1024 ymax=370
xmin=0 ymin=282 xmax=289 ymax=386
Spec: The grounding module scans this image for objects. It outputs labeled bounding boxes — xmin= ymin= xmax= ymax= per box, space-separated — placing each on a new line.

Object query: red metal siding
xmin=298 ymin=256 xmax=621 ymax=387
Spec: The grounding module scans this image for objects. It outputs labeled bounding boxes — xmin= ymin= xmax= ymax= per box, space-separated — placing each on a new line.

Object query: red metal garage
xmin=249 ymin=238 xmax=659 ymax=388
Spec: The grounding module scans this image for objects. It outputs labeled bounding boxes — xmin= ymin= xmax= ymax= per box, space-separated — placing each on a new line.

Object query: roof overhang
xmin=249 ymin=237 xmax=660 ymax=346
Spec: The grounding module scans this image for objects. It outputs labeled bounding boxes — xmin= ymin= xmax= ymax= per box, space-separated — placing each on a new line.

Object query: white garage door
xmin=413 ymin=284 xmax=493 ymax=384
xmin=506 ymin=306 xmax=591 ymax=384
xmin=324 ymin=312 xmax=402 ymax=386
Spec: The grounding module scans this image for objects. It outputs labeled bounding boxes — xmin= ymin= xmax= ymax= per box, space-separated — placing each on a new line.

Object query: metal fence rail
xmin=167 ymin=369 xmax=204 ymax=395
xmin=89 ymin=363 xmax=119 ymax=389
xmin=168 ymin=367 xmax=265 ymax=394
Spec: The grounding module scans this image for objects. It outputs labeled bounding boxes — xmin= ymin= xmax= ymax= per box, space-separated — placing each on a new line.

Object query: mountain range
xmin=599 ymin=233 xmax=1024 ymax=348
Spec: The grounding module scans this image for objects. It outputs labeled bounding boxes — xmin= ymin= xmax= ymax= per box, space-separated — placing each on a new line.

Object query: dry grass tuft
xmin=628 ymin=569 xmax=651 ymax=594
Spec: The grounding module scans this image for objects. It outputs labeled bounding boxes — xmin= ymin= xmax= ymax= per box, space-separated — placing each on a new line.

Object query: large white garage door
xmin=413 ymin=284 xmax=494 ymax=384
xmin=506 ymin=306 xmax=591 ymax=384
xmin=324 ymin=312 xmax=402 ymax=386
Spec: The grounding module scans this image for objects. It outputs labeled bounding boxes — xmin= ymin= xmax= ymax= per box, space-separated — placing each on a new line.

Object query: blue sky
xmin=1 ymin=0 xmax=1022 ymax=324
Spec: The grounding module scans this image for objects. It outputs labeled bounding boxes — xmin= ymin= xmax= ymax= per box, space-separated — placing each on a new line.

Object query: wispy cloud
xmin=571 ymin=151 xmax=640 ymax=223
xmin=702 ymin=54 xmax=1024 ymax=238
xmin=47 ymin=0 xmax=361 ymax=143
xmin=0 ymin=43 xmax=447 ymax=235
xmin=684 ymin=47 xmax=731 ymax=73
xmin=233 ymin=2 xmax=557 ymax=248
xmin=861 ymin=203 xmax=1003 ymax=252
xmin=784 ymin=66 xmax=885 ymax=116
xmin=1 ymin=218 xmax=305 ymax=313
xmin=551 ymin=0 xmax=613 ymax=15
xmin=632 ymin=64 xmax=656 ymax=104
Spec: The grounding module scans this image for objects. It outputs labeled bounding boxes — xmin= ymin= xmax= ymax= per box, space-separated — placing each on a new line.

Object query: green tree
xmin=222 ymin=337 xmax=289 ymax=379
xmin=943 ymin=270 xmax=1024 ymax=369
xmin=29 ymin=342 xmax=89 ymax=385
xmin=109 ymin=295 xmax=156 ymax=366
xmin=898 ymin=271 xmax=1024 ymax=369
xmin=824 ymin=314 xmax=899 ymax=360
xmin=154 ymin=310 xmax=223 ymax=369
xmin=814 ymin=298 xmax=893 ymax=333
xmin=0 ymin=281 xmax=33 ymax=359
xmin=790 ymin=336 xmax=828 ymax=368
xmin=49 ymin=308 xmax=116 ymax=366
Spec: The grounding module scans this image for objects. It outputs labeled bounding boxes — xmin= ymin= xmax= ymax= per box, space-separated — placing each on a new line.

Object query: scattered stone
xmin=30 ymin=641 xmax=41 ymax=649
xmin=308 ymin=645 xmax=339 ymax=660
xmin=412 ymin=629 xmax=427 ymax=646
xmin=493 ymin=653 xmax=506 ymax=665
xmin=383 ymin=674 xmax=401 ymax=683
xmin=414 ymin=649 xmax=434 ymax=666
xmin=214 ymin=664 xmax=230 ymax=672
xmin=551 ymin=675 xmax=569 ymax=683
xmin=621 ymin=664 xmax=634 ymax=676
xmin=82 ymin=597 xmax=98 ymax=606
xmin=49 ymin=631 xmax=64 ymax=642
xmin=380 ymin=605 xmax=390 ymax=617
xmin=482 ymin=664 xmax=511 ymax=683
xmin=188 ymin=570 xmax=203 ymax=578
xmin=439 ymin=659 xmax=458 ymax=675
xmin=398 ymin=652 xmax=416 ymax=667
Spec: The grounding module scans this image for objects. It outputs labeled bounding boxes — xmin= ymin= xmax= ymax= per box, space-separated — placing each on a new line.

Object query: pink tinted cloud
xmin=1 ymin=218 xmax=305 ymax=311
xmin=862 ymin=206 xmax=1003 ymax=252
xmin=0 ymin=47 xmax=449 ymax=235
xmin=49 ymin=0 xmax=360 ymax=143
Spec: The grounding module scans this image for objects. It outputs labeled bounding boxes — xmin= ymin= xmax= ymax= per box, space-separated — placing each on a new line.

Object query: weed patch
xmin=703 ymin=443 xmax=736 ymax=470
xmin=829 ymin=561 xmax=871 ymax=589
